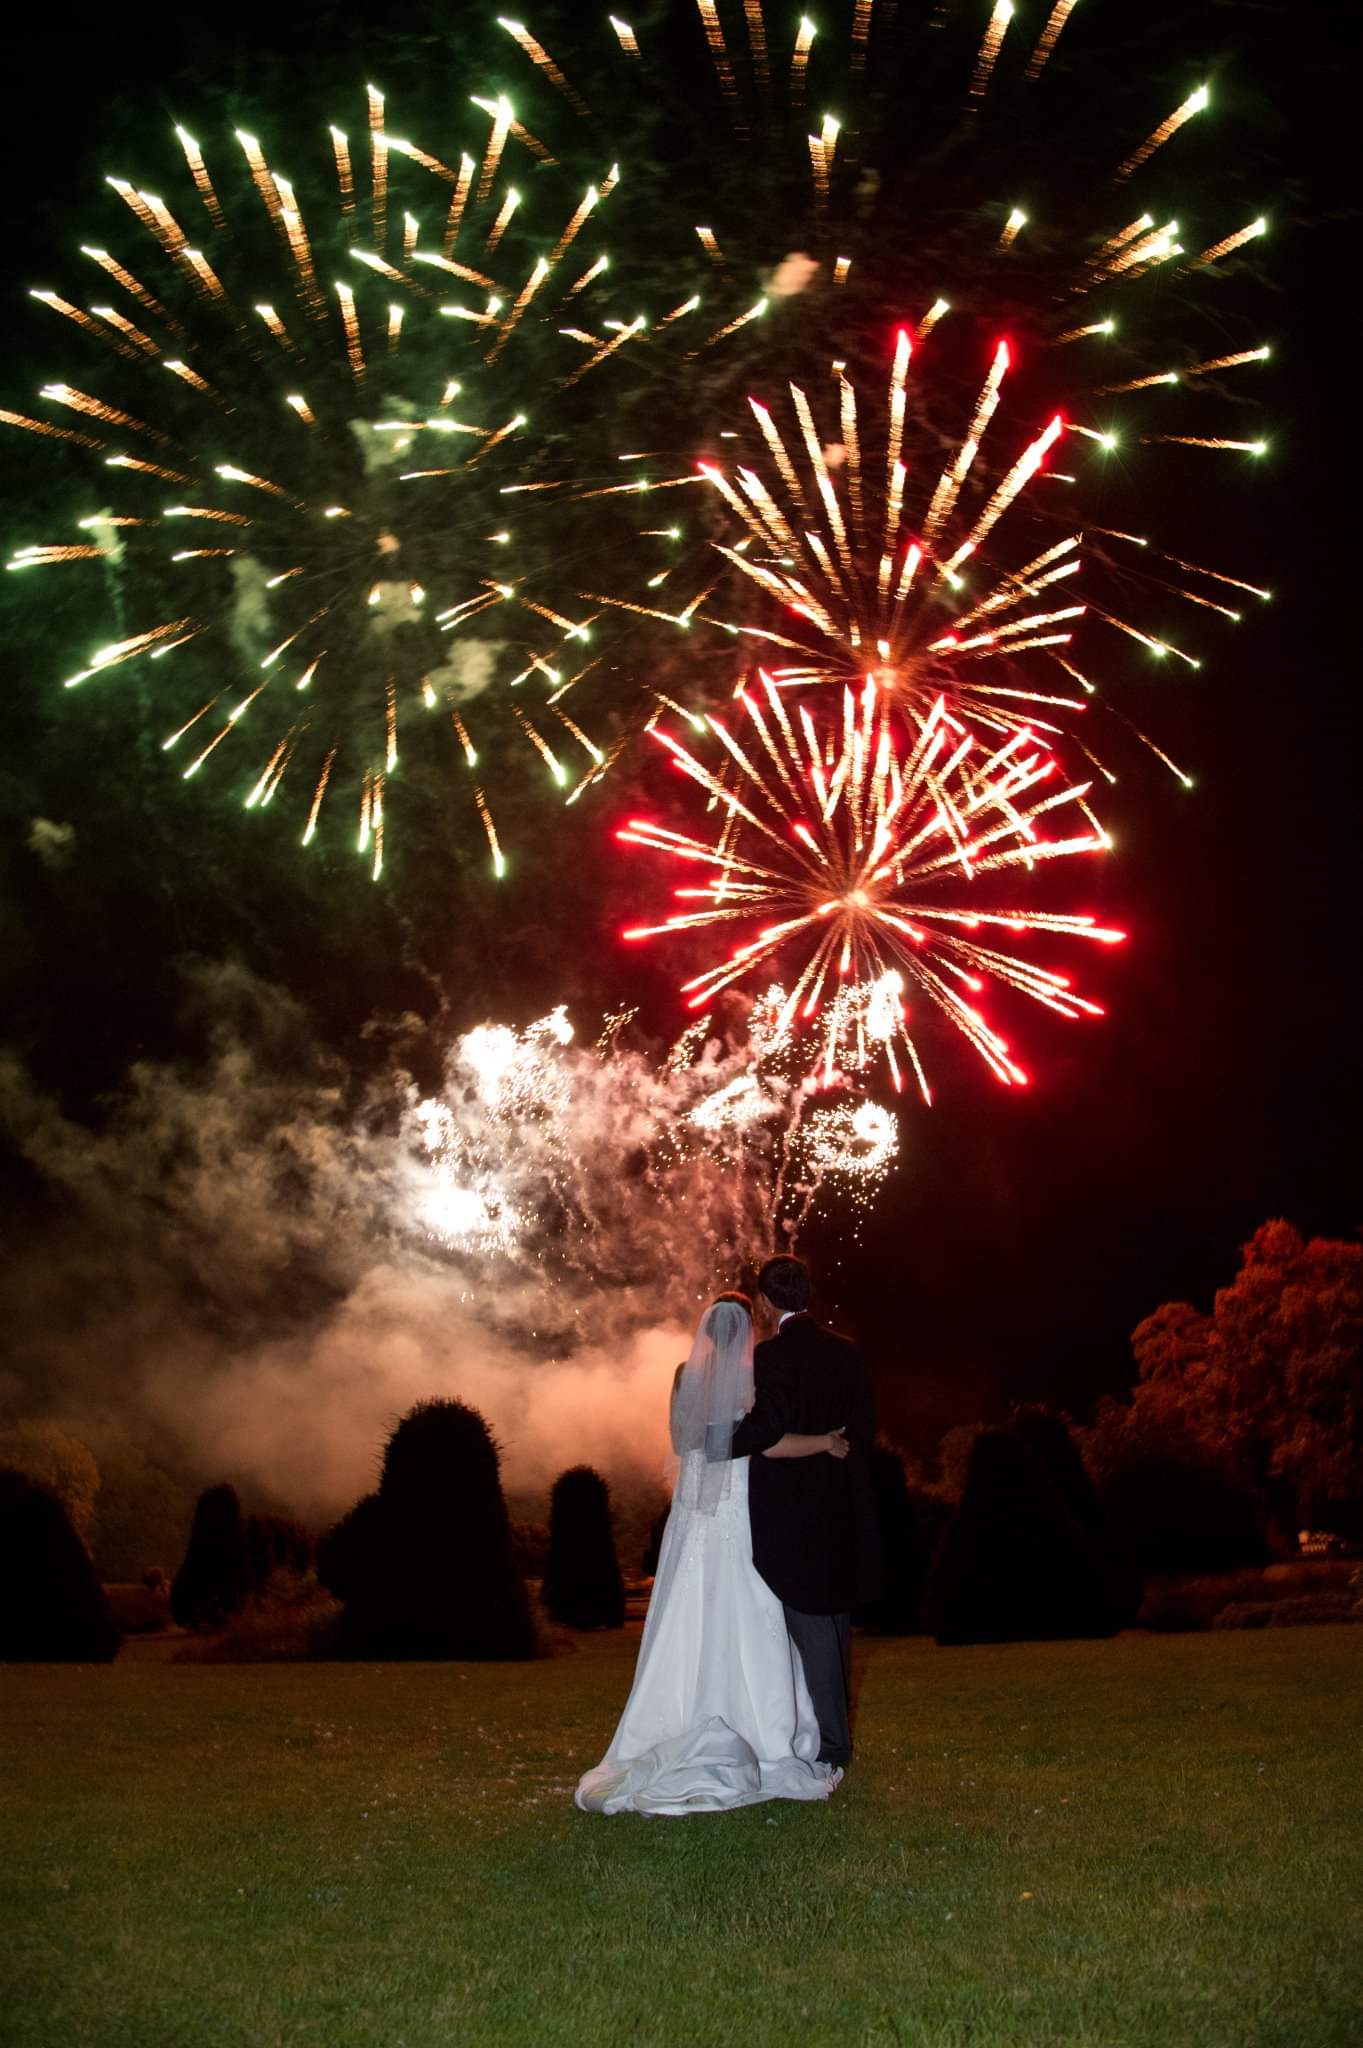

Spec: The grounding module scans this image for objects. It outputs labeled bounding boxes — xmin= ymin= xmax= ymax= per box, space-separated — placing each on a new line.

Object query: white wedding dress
xmin=574 ymin=1452 xmax=835 ymax=1816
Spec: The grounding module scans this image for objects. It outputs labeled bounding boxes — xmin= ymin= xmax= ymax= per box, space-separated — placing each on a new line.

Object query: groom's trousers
xmin=784 ymin=1606 xmax=852 ymax=1766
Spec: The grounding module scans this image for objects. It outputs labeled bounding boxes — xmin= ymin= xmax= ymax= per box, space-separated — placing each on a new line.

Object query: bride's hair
xmin=710 ymin=1289 xmax=752 ymax=1317
xmin=673 ymin=1290 xmax=755 ymax=1514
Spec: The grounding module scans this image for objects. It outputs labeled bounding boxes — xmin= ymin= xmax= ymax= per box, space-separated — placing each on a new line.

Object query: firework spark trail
xmin=1025 ymin=0 xmax=1081 ymax=81
xmin=470 ymin=5 xmax=1268 ymax=814
xmin=415 ymin=998 xmax=891 ymax=1269
xmin=8 ymin=6 xmax=1270 ymax=914
xmin=634 ymin=254 xmax=1269 ymax=795
xmin=620 ymin=677 xmax=1123 ymax=1102
xmin=682 ymin=349 xmax=1109 ymax=770
xmin=969 ymin=1 xmax=1016 ymax=109
xmin=4 ymin=85 xmax=783 ymax=879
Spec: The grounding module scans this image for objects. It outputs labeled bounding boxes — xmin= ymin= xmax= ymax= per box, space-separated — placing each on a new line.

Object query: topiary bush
xmin=855 ymin=1441 xmax=929 ymax=1634
xmin=244 ymin=1513 xmax=314 ymax=1591
xmin=927 ymin=1430 xmax=1121 ymax=1645
xmin=337 ymin=1400 xmax=536 ymax=1660
xmin=171 ymin=1483 xmax=252 ymax=1630
xmin=0 ymin=1422 xmax=100 ymax=1551
xmin=0 ymin=1468 xmax=121 ymax=1662
xmin=316 ymin=1492 xmax=382 ymax=1602
xmin=542 ymin=1466 xmax=625 ymax=1630
xmin=1012 ymin=1409 xmax=1143 ymax=1627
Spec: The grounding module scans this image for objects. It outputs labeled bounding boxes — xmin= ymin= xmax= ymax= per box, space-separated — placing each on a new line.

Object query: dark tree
xmin=0 ymin=1468 xmax=121 ymax=1662
xmin=1126 ymin=1224 xmax=1363 ymax=1535
xmin=640 ymin=1506 xmax=670 ymax=1579
xmin=1012 ymin=1409 xmax=1143 ymax=1626
xmin=338 ymin=1400 xmax=536 ymax=1660
xmin=542 ymin=1466 xmax=626 ymax=1630
xmin=244 ymin=1512 xmax=314 ymax=1590
xmin=170 ymin=1483 xmax=252 ymax=1630
xmin=855 ymin=1441 xmax=927 ymax=1634
xmin=927 ymin=1431 xmax=1120 ymax=1645
xmin=1097 ymin=1440 xmax=1268 ymax=1573
xmin=316 ymin=1493 xmax=382 ymax=1602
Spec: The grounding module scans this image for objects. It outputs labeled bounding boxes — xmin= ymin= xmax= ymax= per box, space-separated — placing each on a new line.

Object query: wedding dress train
xmin=574 ymin=1456 xmax=836 ymax=1816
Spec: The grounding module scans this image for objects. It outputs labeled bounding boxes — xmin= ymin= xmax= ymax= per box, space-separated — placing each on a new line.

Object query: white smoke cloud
xmin=424 ymin=639 xmax=507 ymax=704
xmin=27 ymin=818 xmax=76 ymax=870
xmin=0 ymin=967 xmax=804 ymax=1524
xmin=763 ymin=252 xmax=821 ymax=298
xmin=176 ymin=1283 xmax=686 ymax=1516
xmin=226 ymin=554 xmax=277 ymax=665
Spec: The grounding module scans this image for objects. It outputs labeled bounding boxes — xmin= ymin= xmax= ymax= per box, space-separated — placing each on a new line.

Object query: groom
xmin=729 ymin=1255 xmax=885 ymax=1769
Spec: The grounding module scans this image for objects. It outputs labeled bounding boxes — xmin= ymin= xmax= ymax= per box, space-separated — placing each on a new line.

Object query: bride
xmin=575 ymin=1291 xmax=849 ymax=1816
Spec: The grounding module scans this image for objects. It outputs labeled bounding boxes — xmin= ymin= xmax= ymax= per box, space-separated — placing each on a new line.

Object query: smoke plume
xmin=0 ymin=965 xmax=804 ymax=1523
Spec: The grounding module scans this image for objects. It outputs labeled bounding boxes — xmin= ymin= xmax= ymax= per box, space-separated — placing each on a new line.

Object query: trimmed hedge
xmin=927 ymin=1430 xmax=1122 ymax=1645
xmin=245 ymin=1513 xmax=314 ymax=1590
xmin=171 ymin=1484 xmax=253 ymax=1630
xmin=337 ymin=1400 xmax=536 ymax=1660
xmin=856 ymin=1442 xmax=931 ymax=1634
xmin=542 ymin=1466 xmax=625 ymax=1630
xmin=316 ymin=1493 xmax=382 ymax=1602
xmin=0 ymin=1468 xmax=121 ymax=1662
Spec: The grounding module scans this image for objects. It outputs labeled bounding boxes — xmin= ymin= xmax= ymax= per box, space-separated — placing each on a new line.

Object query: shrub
xmin=934 ymin=1424 xmax=984 ymax=1504
xmin=0 ymin=1421 xmax=99 ymax=1550
xmin=1013 ymin=1409 xmax=1143 ymax=1627
xmin=1212 ymin=1593 xmax=1361 ymax=1630
xmin=244 ymin=1513 xmax=314 ymax=1591
xmin=89 ymin=1442 xmax=195 ymax=1583
xmin=1136 ymin=1562 xmax=1353 ymax=1632
xmin=171 ymin=1483 xmax=253 ymax=1630
xmin=105 ymin=1582 xmax=172 ymax=1635
xmin=542 ymin=1466 xmax=625 ymax=1630
xmin=317 ymin=1493 xmax=382 ymax=1601
xmin=337 ymin=1400 xmax=536 ymax=1660
xmin=1095 ymin=1439 xmax=1267 ymax=1574
xmin=175 ymin=1589 xmax=342 ymax=1664
xmin=605 ymin=1485 xmax=670 ymax=1583
xmin=927 ymin=1430 xmax=1121 ymax=1645
xmin=0 ymin=1468 xmax=121 ymax=1662
xmin=856 ymin=1442 xmax=928 ymax=1634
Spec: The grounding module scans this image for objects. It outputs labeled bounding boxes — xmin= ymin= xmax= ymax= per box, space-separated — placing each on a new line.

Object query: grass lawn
xmin=3 ymin=1627 xmax=1361 ymax=2047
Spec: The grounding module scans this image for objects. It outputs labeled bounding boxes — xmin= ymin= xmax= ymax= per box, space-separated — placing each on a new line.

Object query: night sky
xmin=1 ymin=0 xmax=1357 ymax=1469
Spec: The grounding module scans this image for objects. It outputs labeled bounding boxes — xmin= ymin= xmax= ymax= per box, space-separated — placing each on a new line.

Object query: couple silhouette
xmin=576 ymin=1255 xmax=884 ymax=1816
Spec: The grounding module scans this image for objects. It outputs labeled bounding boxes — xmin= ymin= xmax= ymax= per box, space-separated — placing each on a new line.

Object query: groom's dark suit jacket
xmin=729 ymin=1313 xmax=885 ymax=1616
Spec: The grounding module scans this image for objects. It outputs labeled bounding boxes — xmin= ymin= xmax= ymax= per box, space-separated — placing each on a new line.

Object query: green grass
xmin=3 ymin=1629 xmax=1362 ymax=2047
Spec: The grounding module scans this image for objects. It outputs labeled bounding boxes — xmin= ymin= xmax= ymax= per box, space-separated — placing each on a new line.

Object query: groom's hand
xmin=825 ymin=1427 xmax=850 ymax=1460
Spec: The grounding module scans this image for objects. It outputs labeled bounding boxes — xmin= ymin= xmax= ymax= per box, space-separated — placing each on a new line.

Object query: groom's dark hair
xmin=757 ymin=1255 xmax=811 ymax=1315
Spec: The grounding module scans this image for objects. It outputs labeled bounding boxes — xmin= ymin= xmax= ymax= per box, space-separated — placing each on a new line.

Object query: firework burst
xmin=507 ymin=6 xmax=1272 ymax=798
xmin=2 ymin=91 xmax=742 ymax=877
xmin=6 ymin=4 xmax=1271 ymax=928
xmin=414 ymin=997 xmax=895 ymax=1268
xmin=620 ymin=676 xmax=1123 ymax=1101
xmin=658 ymin=295 xmax=1272 ymax=791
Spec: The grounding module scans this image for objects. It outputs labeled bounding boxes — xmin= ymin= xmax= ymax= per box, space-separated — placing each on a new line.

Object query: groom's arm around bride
xmin=728 ymin=1257 xmax=886 ymax=1769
